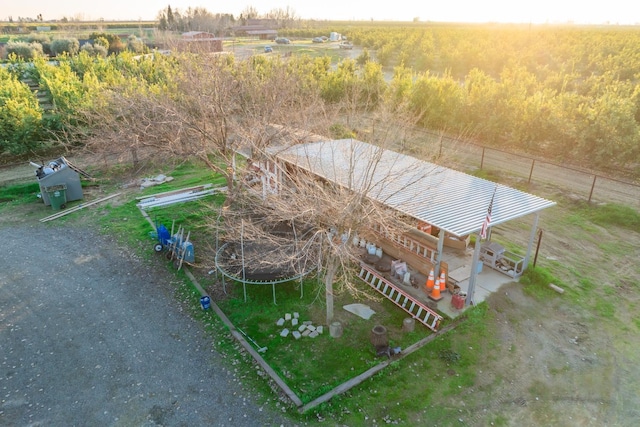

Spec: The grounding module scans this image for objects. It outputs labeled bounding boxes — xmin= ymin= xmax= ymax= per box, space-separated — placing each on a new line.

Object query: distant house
xmin=235 ymin=19 xmax=278 ymax=40
xmin=182 ymin=31 xmax=214 ymax=39
xmin=245 ymin=29 xmax=278 ymax=40
xmin=177 ymin=31 xmax=223 ymax=52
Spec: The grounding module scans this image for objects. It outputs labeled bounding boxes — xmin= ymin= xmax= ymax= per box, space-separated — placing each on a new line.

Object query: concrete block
xmin=293 ymin=312 xmax=299 ymax=319
xmin=302 ymin=329 xmax=311 ymax=337
xmin=291 ymin=318 xmax=299 ymax=326
xmin=329 ymin=321 xmax=343 ymax=338
xmin=303 ymin=320 xmax=313 ymax=326
xmin=316 ymin=325 xmax=323 ymax=334
xmin=309 ymin=331 xmax=319 ymax=338
xmin=276 ymin=318 xmax=285 ymax=326
xmin=307 ymin=325 xmax=316 ymax=332
xmin=298 ymin=325 xmax=307 ymax=332
xmin=292 ymin=331 xmax=301 ymax=340
xmin=280 ymin=328 xmax=290 ymax=337
xmin=285 ymin=313 xmax=292 ymax=321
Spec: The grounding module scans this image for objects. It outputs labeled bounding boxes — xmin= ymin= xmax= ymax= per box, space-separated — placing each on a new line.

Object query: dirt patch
xmin=0 ymin=162 xmax=36 ymax=186
xmin=456 ymin=283 xmax=614 ymax=425
xmin=457 ymin=195 xmax=640 ymax=426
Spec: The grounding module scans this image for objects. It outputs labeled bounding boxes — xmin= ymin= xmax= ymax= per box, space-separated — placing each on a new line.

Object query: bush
xmin=25 ymin=33 xmax=51 ymax=54
xmin=93 ymin=36 xmax=110 ymax=50
xmin=357 ymin=48 xmax=371 ymax=66
xmin=127 ymin=35 xmax=145 ymax=53
xmin=89 ymin=32 xmax=125 ymax=54
xmin=108 ymin=37 xmax=125 ymax=54
xmin=25 ymin=33 xmax=50 ymax=45
xmin=0 ymin=67 xmax=43 ymax=154
xmin=50 ymin=38 xmax=80 ymax=56
xmin=4 ymin=41 xmax=43 ymax=60
xmin=329 ymin=123 xmax=356 ymax=139
xmin=80 ymin=43 xmax=108 ymax=58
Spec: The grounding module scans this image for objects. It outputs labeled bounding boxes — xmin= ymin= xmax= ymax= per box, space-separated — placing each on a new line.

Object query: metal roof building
xmin=268 ymin=138 xmax=556 ymax=306
xmin=270 ymin=139 xmax=556 ymax=238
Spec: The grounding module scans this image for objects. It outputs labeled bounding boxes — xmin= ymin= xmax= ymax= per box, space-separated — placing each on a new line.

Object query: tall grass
xmin=0 ymin=181 xmax=40 ymax=200
xmin=578 ymin=202 xmax=640 ymax=231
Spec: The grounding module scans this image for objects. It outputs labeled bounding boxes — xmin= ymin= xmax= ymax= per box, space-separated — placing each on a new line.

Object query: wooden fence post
xmin=588 ymin=175 xmax=597 ymax=203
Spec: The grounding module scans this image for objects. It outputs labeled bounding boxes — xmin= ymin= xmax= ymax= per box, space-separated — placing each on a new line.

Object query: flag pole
xmin=480 ymin=184 xmax=498 ymax=241
xmin=466 ymin=184 xmax=498 ymax=306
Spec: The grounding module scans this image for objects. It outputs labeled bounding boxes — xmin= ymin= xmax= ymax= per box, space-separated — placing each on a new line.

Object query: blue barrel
xmin=200 ymin=295 xmax=211 ymax=310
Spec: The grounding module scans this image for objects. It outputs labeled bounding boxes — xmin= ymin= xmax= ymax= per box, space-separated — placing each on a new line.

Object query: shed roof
xmin=181 ymin=31 xmax=217 ymax=39
xmin=246 ymin=29 xmax=278 ymax=35
xmin=270 ymin=139 xmax=556 ymax=237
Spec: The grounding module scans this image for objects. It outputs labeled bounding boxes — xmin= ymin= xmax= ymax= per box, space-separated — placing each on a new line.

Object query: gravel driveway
xmin=0 ymin=224 xmax=288 ymax=426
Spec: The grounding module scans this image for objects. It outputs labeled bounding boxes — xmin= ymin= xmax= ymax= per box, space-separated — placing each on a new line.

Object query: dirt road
xmin=0 ymin=223 xmax=288 ymax=426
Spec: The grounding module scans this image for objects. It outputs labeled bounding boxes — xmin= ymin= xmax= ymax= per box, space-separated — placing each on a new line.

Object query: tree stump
xmin=370 ymin=325 xmax=389 ymax=348
xmin=329 ymin=321 xmax=343 ymax=338
xmin=402 ymin=317 xmax=415 ymax=333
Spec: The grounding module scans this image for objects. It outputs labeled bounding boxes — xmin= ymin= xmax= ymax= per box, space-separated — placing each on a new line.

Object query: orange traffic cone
xmin=439 ymin=270 xmax=447 ymax=292
xmin=425 ymin=269 xmax=435 ymax=291
xmin=430 ymin=278 xmax=442 ymax=301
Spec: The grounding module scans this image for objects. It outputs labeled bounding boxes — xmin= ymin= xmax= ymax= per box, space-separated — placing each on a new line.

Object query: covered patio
xmin=264 ymin=139 xmax=556 ymax=320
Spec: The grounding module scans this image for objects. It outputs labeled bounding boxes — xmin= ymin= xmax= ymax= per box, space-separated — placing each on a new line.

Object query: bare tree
xmin=77 ymin=52 xmax=446 ymax=326
xmin=218 ymin=104 xmax=445 ymax=324
xmin=264 ymin=7 xmax=298 ymax=27
xmin=239 ymin=6 xmax=259 ymax=21
xmin=78 ymin=53 xmax=326 ymax=206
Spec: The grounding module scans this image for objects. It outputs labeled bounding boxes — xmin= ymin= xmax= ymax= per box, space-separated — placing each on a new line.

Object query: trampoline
xmin=214 ymin=229 xmax=320 ymax=304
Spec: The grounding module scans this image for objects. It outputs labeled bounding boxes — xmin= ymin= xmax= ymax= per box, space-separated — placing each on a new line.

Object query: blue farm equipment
xmin=151 ymin=222 xmax=194 ymax=270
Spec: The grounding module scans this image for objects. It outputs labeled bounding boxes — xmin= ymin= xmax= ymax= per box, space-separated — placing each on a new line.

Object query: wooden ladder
xmin=357 ymin=263 xmax=442 ymax=331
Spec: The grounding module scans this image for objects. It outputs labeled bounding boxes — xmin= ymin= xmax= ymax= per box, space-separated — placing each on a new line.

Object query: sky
xmin=2 ymin=0 xmax=638 ymax=25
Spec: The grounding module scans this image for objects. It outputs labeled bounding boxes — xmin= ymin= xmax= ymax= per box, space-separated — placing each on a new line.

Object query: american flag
xmin=480 ymin=186 xmax=497 ymax=240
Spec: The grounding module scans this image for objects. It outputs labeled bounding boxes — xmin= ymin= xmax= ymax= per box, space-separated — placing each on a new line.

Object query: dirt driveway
xmin=0 ymin=223 xmax=288 ymax=426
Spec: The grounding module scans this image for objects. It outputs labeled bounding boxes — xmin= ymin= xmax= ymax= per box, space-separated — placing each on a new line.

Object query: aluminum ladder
xmin=357 ymin=263 xmax=442 ymax=331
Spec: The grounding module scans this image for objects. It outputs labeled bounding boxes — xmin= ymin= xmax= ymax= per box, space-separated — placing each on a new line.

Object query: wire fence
xmin=3 ymin=123 xmax=640 ymax=209
xmin=367 ymin=121 xmax=640 ymax=209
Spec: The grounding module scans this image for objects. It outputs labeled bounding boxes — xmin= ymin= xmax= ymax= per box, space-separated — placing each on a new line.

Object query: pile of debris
xmin=276 ymin=312 xmax=323 ymax=340
xmin=136 ymin=183 xmax=226 ymax=209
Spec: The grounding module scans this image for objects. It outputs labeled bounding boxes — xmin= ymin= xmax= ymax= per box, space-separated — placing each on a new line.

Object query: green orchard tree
xmin=0 ymin=67 xmax=43 ymax=153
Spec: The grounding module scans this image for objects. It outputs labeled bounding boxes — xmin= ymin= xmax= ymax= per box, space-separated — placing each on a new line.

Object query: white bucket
xmin=403 ymin=272 xmax=411 ymax=285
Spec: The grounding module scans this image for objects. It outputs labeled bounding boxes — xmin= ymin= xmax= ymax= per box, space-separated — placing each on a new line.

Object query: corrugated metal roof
xmin=270 ymin=139 xmax=556 ymax=237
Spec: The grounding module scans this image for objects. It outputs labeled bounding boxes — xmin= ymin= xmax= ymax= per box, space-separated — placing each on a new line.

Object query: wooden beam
xmin=299 ymin=321 xmax=460 ymax=413
xmin=39 ymin=193 xmax=122 ymax=222
xmin=135 ymin=183 xmax=213 ymax=200
xmin=182 ymin=267 xmax=303 ymax=407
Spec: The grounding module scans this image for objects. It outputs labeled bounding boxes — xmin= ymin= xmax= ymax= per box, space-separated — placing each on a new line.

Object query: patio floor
xmin=359 ymin=244 xmax=518 ymax=320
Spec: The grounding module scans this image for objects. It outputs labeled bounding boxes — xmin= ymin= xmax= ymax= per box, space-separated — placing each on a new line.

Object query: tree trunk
xmin=223 ymin=171 xmax=235 ymax=208
xmin=324 ymin=255 xmax=338 ymax=324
